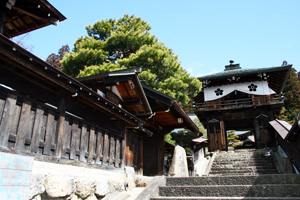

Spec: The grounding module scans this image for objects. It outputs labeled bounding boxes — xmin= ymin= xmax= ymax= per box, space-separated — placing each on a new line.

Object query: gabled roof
xmin=79 ymin=69 xmax=200 ymax=134
xmin=200 ymin=65 xmax=291 ymax=80
xmin=2 ymin=0 xmax=66 ymax=38
xmin=0 ymin=33 xmax=143 ymax=127
xmin=200 ymin=65 xmax=292 ymax=93
xmin=143 ymin=86 xmax=201 ymax=135
xmin=78 ymin=68 xmax=152 ymax=116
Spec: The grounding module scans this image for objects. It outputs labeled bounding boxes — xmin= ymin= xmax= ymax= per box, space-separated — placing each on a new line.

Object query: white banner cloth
xmin=204 ymin=81 xmax=276 ymax=101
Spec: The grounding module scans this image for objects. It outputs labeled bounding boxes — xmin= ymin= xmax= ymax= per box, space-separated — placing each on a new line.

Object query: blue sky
xmin=16 ymin=0 xmax=300 ymax=76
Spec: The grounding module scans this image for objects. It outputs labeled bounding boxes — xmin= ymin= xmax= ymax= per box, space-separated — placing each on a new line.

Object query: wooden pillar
xmin=253 ymin=119 xmax=263 ymax=149
xmin=224 ymin=123 xmax=229 ymax=151
xmin=156 ymin=132 xmax=165 ymax=175
xmin=137 ymin=135 xmax=144 ymax=175
xmin=121 ymin=128 xmax=127 ymax=168
xmin=55 ymin=97 xmax=66 ymax=158
xmin=207 ymin=119 xmax=226 ymax=152
xmin=219 ymin=120 xmax=227 ymax=151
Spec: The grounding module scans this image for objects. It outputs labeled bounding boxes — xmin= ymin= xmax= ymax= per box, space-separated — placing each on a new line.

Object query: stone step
xmin=159 ymin=184 xmax=300 ymax=197
xmin=152 ymin=197 xmax=300 ymax=200
xmin=215 ymin=158 xmax=267 ymax=161
xmin=212 ymin=163 xmax=275 ymax=167
xmin=210 ymin=168 xmax=278 ymax=174
xmin=212 ymin=164 xmax=275 ymax=169
xmin=211 ymin=166 xmax=276 ymax=171
xmin=217 ymin=151 xmax=268 ymax=155
xmin=214 ymin=158 xmax=272 ymax=162
xmin=216 ymin=154 xmax=266 ymax=158
xmin=208 ymin=173 xmax=279 ymax=176
xmin=213 ymin=161 xmax=274 ymax=165
xmin=211 ymin=165 xmax=276 ymax=170
xmin=209 ymin=171 xmax=278 ymax=175
xmin=216 ymin=153 xmax=265 ymax=156
xmin=166 ymin=175 xmax=300 ymax=186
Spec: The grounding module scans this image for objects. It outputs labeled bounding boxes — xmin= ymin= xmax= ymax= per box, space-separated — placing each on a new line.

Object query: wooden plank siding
xmin=102 ymin=133 xmax=110 ymax=165
xmin=15 ymin=101 xmax=33 ymax=152
xmin=95 ymin=130 xmax=103 ymax=164
xmin=43 ymin=111 xmax=57 ymax=156
xmin=88 ymin=128 xmax=96 ymax=163
xmin=79 ymin=125 xmax=88 ymax=162
xmin=0 ymin=96 xmax=20 ymax=148
xmin=0 ymin=91 xmax=124 ymax=168
xmin=30 ymin=107 xmax=45 ymax=153
xmin=70 ymin=123 xmax=80 ymax=160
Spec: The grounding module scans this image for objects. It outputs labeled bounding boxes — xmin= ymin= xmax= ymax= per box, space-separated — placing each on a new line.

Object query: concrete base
xmin=0 ymin=152 xmax=33 ymax=200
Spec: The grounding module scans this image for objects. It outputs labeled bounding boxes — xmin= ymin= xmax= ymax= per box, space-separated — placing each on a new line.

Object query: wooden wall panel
xmin=38 ymin=113 xmax=47 ymax=153
xmin=121 ymin=136 xmax=126 ymax=168
xmin=0 ymin=96 xmax=19 ymax=148
xmin=70 ymin=123 xmax=81 ymax=160
xmin=0 ymin=92 xmax=125 ymax=168
xmin=109 ymin=136 xmax=115 ymax=166
xmin=79 ymin=125 xmax=88 ymax=162
xmin=88 ymin=129 xmax=96 ymax=163
xmin=103 ymin=133 xmax=109 ymax=165
xmin=43 ymin=112 xmax=57 ymax=155
xmin=62 ymin=120 xmax=72 ymax=159
xmin=15 ymin=102 xmax=32 ymax=151
xmin=115 ymin=138 xmax=121 ymax=167
xmin=30 ymin=108 xmax=44 ymax=153
xmin=9 ymin=103 xmax=21 ymax=142
xmin=0 ymin=98 xmax=6 ymax=124
xmin=95 ymin=131 xmax=103 ymax=164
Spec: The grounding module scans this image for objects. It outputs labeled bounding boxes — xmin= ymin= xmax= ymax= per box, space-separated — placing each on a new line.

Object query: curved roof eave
xmin=199 ymin=65 xmax=292 ymax=81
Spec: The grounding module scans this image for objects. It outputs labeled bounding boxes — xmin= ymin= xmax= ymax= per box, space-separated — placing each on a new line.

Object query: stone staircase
xmin=210 ymin=149 xmax=278 ymax=176
xmin=152 ymin=149 xmax=300 ymax=200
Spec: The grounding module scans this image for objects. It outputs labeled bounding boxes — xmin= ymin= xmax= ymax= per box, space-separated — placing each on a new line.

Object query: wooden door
xmin=125 ymin=130 xmax=143 ymax=172
xmin=207 ymin=119 xmax=227 ymax=151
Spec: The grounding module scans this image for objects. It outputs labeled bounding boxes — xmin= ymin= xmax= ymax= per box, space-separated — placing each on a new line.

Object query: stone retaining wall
xmin=0 ymin=152 xmax=139 ymax=200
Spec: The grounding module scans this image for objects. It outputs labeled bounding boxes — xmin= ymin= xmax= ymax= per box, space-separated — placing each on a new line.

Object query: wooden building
xmin=0 ymin=30 xmax=145 ymax=170
xmin=79 ymin=69 xmax=200 ymax=175
xmin=0 ymin=0 xmax=200 ymax=176
xmin=193 ymin=61 xmax=291 ymax=151
xmin=269 ymin=118 xmax=300 ymax=172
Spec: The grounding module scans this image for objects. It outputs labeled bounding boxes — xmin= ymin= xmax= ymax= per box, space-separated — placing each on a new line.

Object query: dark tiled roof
xmin=3 ymin=0 xmax=66 ymax=38
xmin=199 ymin=65 xmax=292 ymax=80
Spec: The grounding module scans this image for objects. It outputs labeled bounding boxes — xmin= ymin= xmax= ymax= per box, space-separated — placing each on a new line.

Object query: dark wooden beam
xmin=0 ymin=5 xmax=6 ymax=34
xmin=13 ymin=6 xmax=57 ymax=24
xmin=123 ymin=98 xmax=143 ymax=105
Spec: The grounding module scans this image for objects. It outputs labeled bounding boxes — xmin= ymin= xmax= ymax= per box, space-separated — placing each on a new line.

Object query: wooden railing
xmin=0 ymin=90 xmax=124 ymax=168
xmin=194 ymin=95 xmax=283 ymax=111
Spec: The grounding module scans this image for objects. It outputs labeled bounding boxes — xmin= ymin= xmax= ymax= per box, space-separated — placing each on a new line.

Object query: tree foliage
xmin=61 ymin=15 xmax=201 ymax=106
xmin=164 ymin=116 xmax=206 ymax=152
xmin=279 ymin=68 xmax=300 ymax=123
xmin=46 ymin=45 xmax=70 ymax=70
xmin=227 ymin=130 xmax=242 ymax=148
